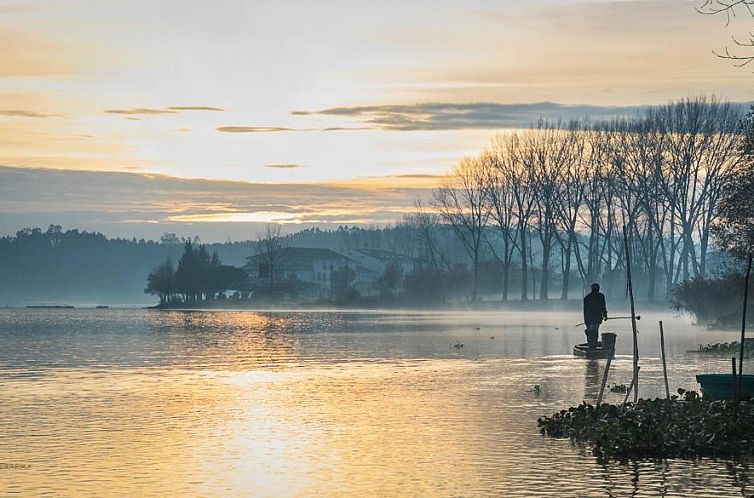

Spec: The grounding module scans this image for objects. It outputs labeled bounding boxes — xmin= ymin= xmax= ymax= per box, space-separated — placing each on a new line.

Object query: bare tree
xmin=554 ymin=124 xmax=589 ymax=300
xmin=655 ymin=97 xmax=742 ymax=283
xmin=495 ymin=133 xmax=538 ymax=300
xmin=434 ymin=156 xmax=490 ymax=302
xmin=256 ymin=223 xmax=287 ymax=285
xmin=482 ymin=147 xmax=520 ymax=301
xmin=403 ymin=200 xmax=449 ymax=271
xmin=529 ymin=121 xmax=574 ymax=300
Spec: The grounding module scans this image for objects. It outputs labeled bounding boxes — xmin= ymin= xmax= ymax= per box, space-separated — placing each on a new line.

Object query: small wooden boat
xmin=573 ymin=332 xmax=616 ymax=360
xmin=696 ymin=374 xmax=754 ymax=401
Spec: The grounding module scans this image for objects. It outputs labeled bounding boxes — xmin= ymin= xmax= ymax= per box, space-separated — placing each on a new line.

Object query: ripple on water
xmin=0 ymin=309 xmax=752 ymax=497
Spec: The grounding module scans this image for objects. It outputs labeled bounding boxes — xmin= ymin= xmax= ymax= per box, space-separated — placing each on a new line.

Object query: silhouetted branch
xmin=712 ymin=35 xmax=754 ymax=66
xmin=699 ymin=0 xmax=754 ymax=65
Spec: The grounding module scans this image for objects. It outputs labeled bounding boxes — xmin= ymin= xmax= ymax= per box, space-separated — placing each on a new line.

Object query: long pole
xmin=737 ymin=254 xmax=752 ymax=401
xmin=659 ymin=321 xmax=670 ymax=400
xmin=623 ymin=226 xmax=640 ymax=403
xmin=733 ymin=357 xmax=738 ymax=401
xmin=596 ymin=356 xmax=612 ymax=408
xmin=623 ymin=366 xmax=641 ymax=406
xmin=573 ymin=315 xmax=641 ymax=327
xmin=596 ymin=346 xmax=616 ymax=408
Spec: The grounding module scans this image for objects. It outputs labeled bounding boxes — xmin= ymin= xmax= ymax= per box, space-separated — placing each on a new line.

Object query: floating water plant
xmin=538 ymin=389 xmax=754 ymax=460
xmin=689 ymin=340 xmax=754 ymax=357
xmin=608 ymin=383 xmax=628 ymax=394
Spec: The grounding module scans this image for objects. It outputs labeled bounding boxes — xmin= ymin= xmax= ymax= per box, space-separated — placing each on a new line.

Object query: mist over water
xmin=1 ymin=309 xmax=752 ymax=496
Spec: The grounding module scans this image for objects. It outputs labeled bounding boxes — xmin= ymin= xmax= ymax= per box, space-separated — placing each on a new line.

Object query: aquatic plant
xmin=538 ymin=389 xmax=754 ymax=460
xmin=689 ymin=340 xmax=754 ymax=357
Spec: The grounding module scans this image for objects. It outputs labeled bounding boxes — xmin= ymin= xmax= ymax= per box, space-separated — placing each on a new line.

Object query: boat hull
xmin=573 ymin=343 xmax=614 ymax=359
xmin=696 ymin=374 xmax=754 ymax=400
xmin=573 ymin=332 xmax=616 ymax=360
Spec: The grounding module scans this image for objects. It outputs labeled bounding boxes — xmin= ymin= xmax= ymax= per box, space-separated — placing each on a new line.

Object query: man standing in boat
xmin=583 ymin=283 xmax=608 ymax=350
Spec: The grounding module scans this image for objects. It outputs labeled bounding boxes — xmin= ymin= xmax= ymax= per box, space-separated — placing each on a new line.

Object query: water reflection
xmin=0 ymin=309 xmax=753 ymax=496
xmin=584 ymin=359 xmax=601 ymax=401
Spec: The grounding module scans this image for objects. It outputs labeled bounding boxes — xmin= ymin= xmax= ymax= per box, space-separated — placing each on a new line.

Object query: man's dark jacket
xmin=583 ymin=291 xmax=607 ymax=325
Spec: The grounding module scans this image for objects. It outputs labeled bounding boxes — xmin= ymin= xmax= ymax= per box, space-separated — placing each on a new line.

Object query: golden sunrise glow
xmin=0 ymin=0 xmax=751 ymax=238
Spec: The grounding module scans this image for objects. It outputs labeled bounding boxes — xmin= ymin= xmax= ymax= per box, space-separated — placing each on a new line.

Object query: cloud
xmin=0 ymin=110 xmax=60 ymax=118
xmin=216 ymin=125 xmax=370 ymax=133
xmin=0 ymin=165 xmax=433 ymax=240
xmin=166 ymin=106 xmax=225 ymax=112
xmin=265 ymin=164 xmax=302 ymax=169
xmin=387 ymin=173 xmax=442 ymax=179
xmin=217 ymin=126 xmax=296 ymax=133
xmin=105 ymin=108 xmax=177 ymax=115
xmin=105 ymin=106 xmax=224 ymax=116
xmin=292 ymin=102 xmax=659 ymax=130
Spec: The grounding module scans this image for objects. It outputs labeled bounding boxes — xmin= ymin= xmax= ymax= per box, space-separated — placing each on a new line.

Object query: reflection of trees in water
xmin=726 ymin=460 xmax=753 ymax=497
xmin=599 ymin=460 xmax=655 ymax=498
xmin=596 ymin=458 xmax=754 ymax=497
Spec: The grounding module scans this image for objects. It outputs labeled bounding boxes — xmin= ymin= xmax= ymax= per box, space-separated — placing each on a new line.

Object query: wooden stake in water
xmin=733 ymin=356 xmax=738 ymax=401
xmin=736 ymin=254 xmax=752 ymax=401
xmin=623 ymin=366 xmax=641 ymax=406
xmin=623 ymin=226 xmax=640 ymax=403
xmin=659 ymin=321 xmax=670 ymax=400
xmin=596 ymin=348 xmax=615 ymax=409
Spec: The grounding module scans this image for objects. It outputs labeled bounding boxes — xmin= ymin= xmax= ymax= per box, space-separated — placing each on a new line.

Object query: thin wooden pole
xmin=659 ymin=321 xmax=670 ymax=400
xmin=623 ymin=226 xmax=640 ymax=403
xmin=733 ymin=356 xmax=738 ymax=401
xmin=622 ymin=366 xmax=641 ymax=406
xmin=596 ymin=353 xmax=615 ymax=408
xmin=737 ymin=254 xmax=752 ymax=401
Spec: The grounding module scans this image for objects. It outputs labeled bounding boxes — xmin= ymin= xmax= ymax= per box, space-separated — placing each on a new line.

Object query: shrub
xmin=539 ymin=390 xmax=754 ymax=460
xmin=671 ymin=273 xmax=751 ymax=327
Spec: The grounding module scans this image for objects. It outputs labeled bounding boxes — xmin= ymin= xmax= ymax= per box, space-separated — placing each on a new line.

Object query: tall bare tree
xmin=256 ymin=223 xmax=287 ymax=285
xmin=483 ymin=146 xmax=520 ymax=301
xmin=554 ymin=124 xmax=589 ymax=300
xmin=403 ymin=200 xmax=449 ymax=271
xmin=434 ymin=156 xmax=490 ymax=302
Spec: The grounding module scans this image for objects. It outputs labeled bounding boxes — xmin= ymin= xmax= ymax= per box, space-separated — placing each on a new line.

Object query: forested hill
xmin=0 ymin=226 xmax=254 ymax=306
xmin=0 ymin=225 xmax=445 ymax=306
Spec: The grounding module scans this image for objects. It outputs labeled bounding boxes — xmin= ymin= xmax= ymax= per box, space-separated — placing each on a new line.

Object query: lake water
xmin=1 ymin=308 xmax=752 ymax=497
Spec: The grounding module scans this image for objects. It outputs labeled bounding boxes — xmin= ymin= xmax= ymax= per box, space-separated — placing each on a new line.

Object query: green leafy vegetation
xmin=145 ymin=241 xmax=247 ymax=306
xmin=538 ymin=390 xmax=754 ymax=460
xmin=671 ymin=273 xmax=753 ymax=327
xmin=689 ymin=340 xmax=754 ymax=357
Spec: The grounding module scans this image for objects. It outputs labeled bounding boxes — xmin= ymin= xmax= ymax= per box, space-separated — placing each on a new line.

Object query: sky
xmin=0 ymin=0 xmax=752 ymax=240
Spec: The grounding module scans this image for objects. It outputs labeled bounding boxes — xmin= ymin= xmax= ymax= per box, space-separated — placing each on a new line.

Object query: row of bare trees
xmin=425 ymin=97 xmax=743 ymax=302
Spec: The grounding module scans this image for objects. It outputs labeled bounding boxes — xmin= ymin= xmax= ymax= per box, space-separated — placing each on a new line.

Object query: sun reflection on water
xmin=1 ymin=309 xmax=753 ymax=496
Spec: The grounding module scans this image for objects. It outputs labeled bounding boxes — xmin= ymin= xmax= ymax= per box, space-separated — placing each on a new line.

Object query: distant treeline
xmin=0 ymin=221 xmax=673 ymax=306
xmin=0 ymin=225 xmax=463 ymax=305
xmin=0 ymin=226 xmax=253 ymax=305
